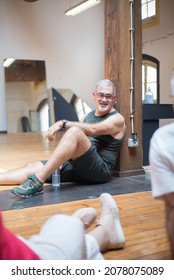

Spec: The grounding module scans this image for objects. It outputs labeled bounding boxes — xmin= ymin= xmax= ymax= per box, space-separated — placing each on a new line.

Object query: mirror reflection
xmin=4 ymin=59 xmax=47 ymax=133
xmin=4 ymin=59 xmax=92 ymax=133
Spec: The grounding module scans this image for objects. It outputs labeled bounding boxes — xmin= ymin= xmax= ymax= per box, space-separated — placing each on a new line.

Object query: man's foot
xmin=73 ymin=207 xmax=97 ymax=229
xmin=11 ymin=175 xmax=43 ymax=198
xmin=97 ymin=193 xmax=125 ymax=250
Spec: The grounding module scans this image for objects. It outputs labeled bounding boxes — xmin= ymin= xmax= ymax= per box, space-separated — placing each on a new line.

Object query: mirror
xmin=4 ymin=59 xmax=48 ymax=133
xmin=47 ymin=87 xmax=92 ymax=126
xmin=4 ymin=59 xmax=92 ymax=133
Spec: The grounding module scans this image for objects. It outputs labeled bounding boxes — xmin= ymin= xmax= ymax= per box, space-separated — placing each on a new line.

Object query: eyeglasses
xmin=96 ymin=92 xmax=114 ymax=100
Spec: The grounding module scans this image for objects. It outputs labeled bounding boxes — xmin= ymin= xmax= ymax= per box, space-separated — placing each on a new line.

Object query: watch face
xmin=62 ymin=120 xmax=67 ymax=129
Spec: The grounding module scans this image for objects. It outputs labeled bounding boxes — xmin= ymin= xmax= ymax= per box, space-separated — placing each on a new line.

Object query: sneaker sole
xmin=11 ymin=188 xmax=44 ymax=198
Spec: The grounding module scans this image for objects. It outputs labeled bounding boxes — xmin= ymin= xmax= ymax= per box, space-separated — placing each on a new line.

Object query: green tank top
xmin=83 ymin=110 xmax=124 ymax=173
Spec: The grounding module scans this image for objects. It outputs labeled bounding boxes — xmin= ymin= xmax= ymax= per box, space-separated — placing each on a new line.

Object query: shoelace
xmin=20 ymin=177 xmax=35 ymax=190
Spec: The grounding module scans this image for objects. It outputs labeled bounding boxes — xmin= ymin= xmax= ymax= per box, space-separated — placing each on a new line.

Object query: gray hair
xmin=96 ymin=79 xmax=117 ymax=95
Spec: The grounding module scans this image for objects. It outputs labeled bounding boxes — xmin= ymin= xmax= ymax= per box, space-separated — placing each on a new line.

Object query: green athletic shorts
xmin=42 ymin=145 xmax=111 ymax=184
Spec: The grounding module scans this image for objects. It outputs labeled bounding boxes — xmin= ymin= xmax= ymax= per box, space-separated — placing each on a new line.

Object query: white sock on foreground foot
xmin=97 ymin=193 xmax=125 ymax=250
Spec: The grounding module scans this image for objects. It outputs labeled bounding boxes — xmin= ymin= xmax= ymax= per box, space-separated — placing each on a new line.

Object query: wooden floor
xmin=0 ymin=132 xmax=171 ymax=260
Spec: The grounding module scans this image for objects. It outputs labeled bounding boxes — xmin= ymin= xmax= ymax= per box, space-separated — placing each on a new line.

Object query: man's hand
xmin=45 ymin=121 xmax=62 ymax=142
xmin=45 ymin=128 xmax=55 ymax=141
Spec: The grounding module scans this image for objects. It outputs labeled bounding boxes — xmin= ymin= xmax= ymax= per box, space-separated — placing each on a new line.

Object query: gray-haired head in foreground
xmin=96 ymin=79 xmax=117 ymax=96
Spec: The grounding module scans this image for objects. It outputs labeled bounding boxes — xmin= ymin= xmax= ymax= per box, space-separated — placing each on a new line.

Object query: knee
xmin=43 ymin=214 xmax=84 ymax=232
xmin=41 ymin=214 xmax=86 ymax=249
xmin=65 ymin=126 xmax=85 ymax=138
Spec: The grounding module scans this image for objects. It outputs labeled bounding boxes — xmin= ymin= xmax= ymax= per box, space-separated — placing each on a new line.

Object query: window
xmin=141 ymin=0 xmax=160 ymax=29
xmin=142 ymin=55 xmax=159 ymax=104
xmin=141 ymin=0 xmax=156 ymax=20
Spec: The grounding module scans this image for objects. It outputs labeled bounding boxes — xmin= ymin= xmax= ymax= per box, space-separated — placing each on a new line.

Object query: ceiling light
xmin=3 ymin=58 xmax=15 ymax=68
xmin=65 ymin=0 xmax=101 ymax=16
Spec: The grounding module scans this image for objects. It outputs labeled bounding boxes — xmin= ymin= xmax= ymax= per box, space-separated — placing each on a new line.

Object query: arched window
xmin=142 ymin=54 xmax=160 ymax=104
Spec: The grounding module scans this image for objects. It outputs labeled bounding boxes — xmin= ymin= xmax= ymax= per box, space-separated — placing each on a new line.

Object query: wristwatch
xmin=61 ymin=119 xmax=68 ymax=129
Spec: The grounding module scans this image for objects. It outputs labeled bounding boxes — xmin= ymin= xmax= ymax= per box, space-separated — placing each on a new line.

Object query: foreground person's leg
xmin=18 ymin=214 xmax=87 ymax=260
xmin=87 ymin=193 xmax=125 ymax=253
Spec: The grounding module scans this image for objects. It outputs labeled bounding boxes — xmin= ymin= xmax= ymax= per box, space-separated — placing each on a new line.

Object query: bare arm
xmin=66 ymin=113 xmax=126 ymax=139
xmin=45 ymin=113 xmax=126 ymax=141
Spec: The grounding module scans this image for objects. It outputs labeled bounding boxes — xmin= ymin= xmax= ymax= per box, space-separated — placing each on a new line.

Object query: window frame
xmin=142 ymin=54 xmax=160 ymax=104
xmin=142 ymin=0 xmax=160 ymax=29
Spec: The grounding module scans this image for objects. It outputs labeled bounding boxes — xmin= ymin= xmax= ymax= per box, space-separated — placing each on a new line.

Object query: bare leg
xmin=88 ymin=225 xmax=110 ymax=252
xmin=164 ymin=193 xmax=174 ymax=259
xmin=35 ymin=127 xmax=91 ymax=183
xmin=0 ymin=161 xmax=44 ymax=185
xmin=0 ymin=127 xmax=90 ymax=185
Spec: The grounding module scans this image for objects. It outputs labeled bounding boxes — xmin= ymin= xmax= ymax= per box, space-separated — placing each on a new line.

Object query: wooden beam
xmin=105 ymin=0 xmax=144 ymax=177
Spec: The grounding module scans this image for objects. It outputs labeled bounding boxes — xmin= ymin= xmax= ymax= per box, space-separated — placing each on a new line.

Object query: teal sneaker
xmin=11 ymin=175 xmax=43 ymax=198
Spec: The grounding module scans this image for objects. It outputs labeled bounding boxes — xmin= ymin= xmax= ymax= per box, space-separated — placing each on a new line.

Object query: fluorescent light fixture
xmin=3 ymin=58 xmax=15 ymax=68
xmin=65 ymin=0 xmax=100 ymax=16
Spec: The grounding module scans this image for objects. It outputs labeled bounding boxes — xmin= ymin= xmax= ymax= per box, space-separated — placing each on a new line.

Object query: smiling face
xmin=93 ymin=83 xmax=116 ymax=115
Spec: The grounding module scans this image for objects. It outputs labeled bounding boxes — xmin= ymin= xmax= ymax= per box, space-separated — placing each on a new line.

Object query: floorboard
xmin=0 ymin=174 xmax=151 ymax=211
xmin=0 ymin=133 xmax=172 ymax=260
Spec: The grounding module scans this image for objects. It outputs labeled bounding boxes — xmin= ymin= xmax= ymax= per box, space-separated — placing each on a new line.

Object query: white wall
xmin=0 ymin=0 xmax=104 ymax=131
xmin=1 ymin=0 xmax=174 ymax=132
xmin=142 ymin=0 xmax=174 ymax=104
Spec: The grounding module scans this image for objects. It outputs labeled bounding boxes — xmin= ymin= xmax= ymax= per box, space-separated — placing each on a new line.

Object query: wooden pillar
xmin=105 ymin=0 xmax=144 ymax=177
